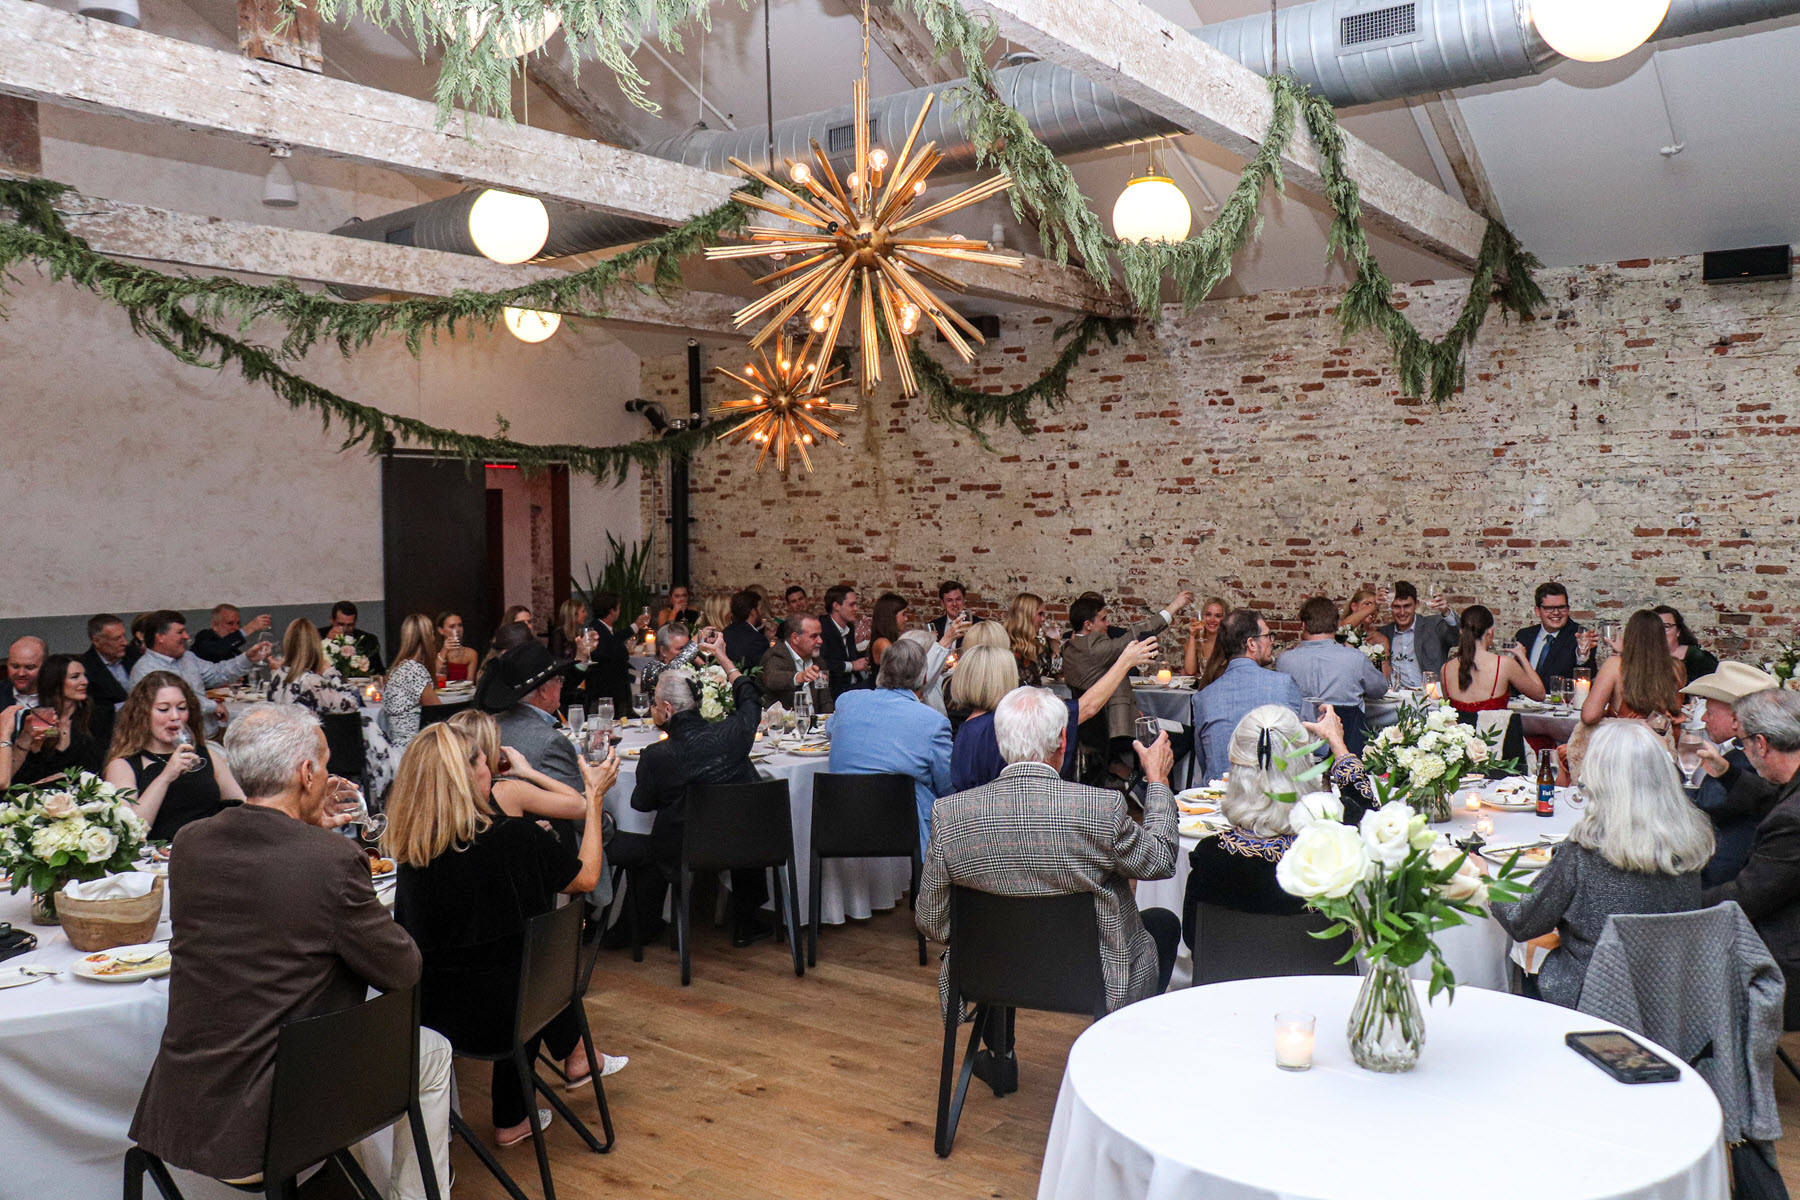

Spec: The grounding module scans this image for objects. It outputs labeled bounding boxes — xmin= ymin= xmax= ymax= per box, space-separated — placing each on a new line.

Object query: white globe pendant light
xmin=467 ymin=189 xmax=550 ymax=264
xmin=1530 ymin=0 xmax=1671 ymax=62
xmin=504 ymin=307 xmax=561 ymax=343
xmin=1112 ymin=173 xmax=1193 ymax=245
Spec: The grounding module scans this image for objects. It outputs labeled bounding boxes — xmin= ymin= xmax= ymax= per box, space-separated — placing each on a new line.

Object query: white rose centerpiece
xmin=0 ymin=769 xmax=149 ymax=922
xmin=1360 ymin=700 xmax=1505 ymax=822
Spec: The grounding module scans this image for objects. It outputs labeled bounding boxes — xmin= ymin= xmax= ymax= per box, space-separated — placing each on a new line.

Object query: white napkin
xmin=61 ymin=872 xmax=157 ymax=901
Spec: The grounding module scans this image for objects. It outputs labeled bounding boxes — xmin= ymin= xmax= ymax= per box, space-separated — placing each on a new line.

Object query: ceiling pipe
xmin=333 ymin=0 xmax=1800 ymax=261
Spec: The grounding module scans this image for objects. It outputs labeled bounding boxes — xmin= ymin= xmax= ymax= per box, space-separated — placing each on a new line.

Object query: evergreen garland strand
xmin=909 ymin=315 xmax=1137 ymax=444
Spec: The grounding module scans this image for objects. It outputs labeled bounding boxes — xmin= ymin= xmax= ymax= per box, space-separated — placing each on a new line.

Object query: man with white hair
xmin=1685 ymin=662 xmax=1780 ymax=886
xmin=827 ymin=637 xmax=954 ymax=850
xmin=1705 ymin=689 xmax=1800 ymax=1024
xmin=130 ymin=704 xmax=449 ymax=1198
xmin=917 ymin=687 xmax=1179 ymax=1095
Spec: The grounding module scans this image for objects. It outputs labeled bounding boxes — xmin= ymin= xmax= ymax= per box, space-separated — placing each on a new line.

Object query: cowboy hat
xmin=1680 ymin=661 xmax=1779 ymax=705
xmin=475 ymin=640 xmax=578 ymax=712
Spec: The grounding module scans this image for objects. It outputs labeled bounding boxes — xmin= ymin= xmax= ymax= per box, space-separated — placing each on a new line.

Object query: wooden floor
xmin=447 ymin=907 xmax=1081 ymax=1199
xmin=448 ymin=908 xmax=1800 ymax=1198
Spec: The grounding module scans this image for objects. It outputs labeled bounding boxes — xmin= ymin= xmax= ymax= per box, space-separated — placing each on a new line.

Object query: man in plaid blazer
xmin=918 ymin=686 xmax=1181 ymax=1090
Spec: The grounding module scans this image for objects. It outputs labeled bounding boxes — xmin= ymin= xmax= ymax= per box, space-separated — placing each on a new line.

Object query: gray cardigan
xmin=1490 ymin=843 xmax=1703 ymax=1009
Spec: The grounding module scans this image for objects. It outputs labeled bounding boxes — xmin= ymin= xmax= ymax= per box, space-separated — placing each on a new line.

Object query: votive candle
xmin=645 ymin=632 xmax=655 ymax=649
xmin=1274 ymin=1013 xmax=1316 ymax=1071
xmin=1475 ymin=815 xmax=1495 ymax=837
xmin=1572 ymin=679 xmax=1591 ymax=704
xmin=1156 ymin=668 xmax=1173 ymax=685
xmin=1465 ymin=792 xmax=1482 ymax=813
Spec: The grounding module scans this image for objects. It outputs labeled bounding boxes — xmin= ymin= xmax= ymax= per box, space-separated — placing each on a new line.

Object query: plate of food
xmin=787 ymin=743 xmax=832 ymax=756
xmin=1484 ymin=841 xmax=1557 ymax=872
xmin=71 ymin=943 xmax=172 ymax=983
xmin=621 ymin=746 xmax=644 ymax=759
xmin=1174 ymin=787 xmax=1223 ymax=815
xmin=1486 ymin=780 xmax=1539 ymax=811
xmin=1179 ymin=813 xmax=1227 ymax=837
xmin=368 ymin=856 xmax=397 ymax=882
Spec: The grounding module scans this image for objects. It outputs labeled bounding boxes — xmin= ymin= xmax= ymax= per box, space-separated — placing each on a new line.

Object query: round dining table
xmin=600 ymin=723 xmax=914 ymax=925
xmin=1135 ymin=779 xmax=1580 ymax=992
xmin=1036 ymin=975 xmax=1726 ymax=1200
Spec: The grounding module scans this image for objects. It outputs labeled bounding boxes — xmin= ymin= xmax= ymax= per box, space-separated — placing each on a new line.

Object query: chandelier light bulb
xmin=1530 ymin=0 xmax=1671 ymax=61
xmin=810 ymin=315 xmax=829 ymax=333
xmin=467 ymin=189 xmax=549 ymax=264
xmin=789 ymin=161 xmax=813 ymax=186
xmin=868 ymin=148 xmax=889 ymax=172
xmin=502 ymin=307 xmax=560 ymax=343
xmin=1112 ymin=173 xmax=1193 ymax=244
xmin=913 ymin=180 xmax=926 ymax=196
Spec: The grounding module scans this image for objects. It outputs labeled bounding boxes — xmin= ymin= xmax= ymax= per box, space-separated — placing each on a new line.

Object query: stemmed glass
xmin=173 ymin=728 xmax=209 ymax=774
xmin=1677 ymin=730 xmax=1705 ymax=785
xmin=331 ymin=777 xmax=386 ymax=838
xmin=1133 ymin=716 xmax=1160 ymax=747
xmin=794 ymin=693 xmax=815 ymax=742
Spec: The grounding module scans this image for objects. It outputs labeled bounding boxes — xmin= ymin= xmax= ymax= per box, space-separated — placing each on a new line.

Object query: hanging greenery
xmin=293 ymin=0 xmax=733 ymax=125
xmin=0 ymin=177 xmax=714 ymax=483
xmin=899 ymin=0 xmax=1545 ymax=403
xmin=909 ymin=314 xmax=1137 ymax=445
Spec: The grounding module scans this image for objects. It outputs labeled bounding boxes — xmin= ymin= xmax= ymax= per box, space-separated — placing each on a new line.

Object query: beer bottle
xmin=1536 ymin=748 xmax=1556 ymax=818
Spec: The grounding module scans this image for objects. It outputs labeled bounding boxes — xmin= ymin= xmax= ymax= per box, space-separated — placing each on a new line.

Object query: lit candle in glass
xmin=1572 ymin=667 xmax=1592 ymax=705
xmin=1156 ymin=668 xmax=1173 ymax=685
xmin=644 ymin=631 xmax=655 ymax=650
xmin=1475 ymin=814 xmax=1495 ymax=837
xmin=1465 ymin=792 xmax=1482 ymax=813
xmin=1274 ymin=1012 xmax=1316 ymax=1071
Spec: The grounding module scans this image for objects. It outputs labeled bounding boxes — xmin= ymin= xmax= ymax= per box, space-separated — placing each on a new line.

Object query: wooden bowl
xmin=58 ymin=875 xmax=165 ymax=952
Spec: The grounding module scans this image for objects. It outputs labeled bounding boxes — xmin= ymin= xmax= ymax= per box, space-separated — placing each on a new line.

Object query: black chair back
xmin=318 ymin=711 xmax=366 ymax=780
xmin=417 ymin=702 xmax=459 ymax=729
xmin=515 ymin=902 xmax=584 ymax=1047
xmin=1336 ymin=704 xmax=1368 ymax=757
xmin=1191 ymin=902 xmax=1357 ymax=986
xmin=947 ymin=888 xmax=1106 ymax=1020
xmin=264 ymin=987 xmax=420 ymax=1186
xmin=684 ymin=781 xmax=794 ymax=872
xmin=811 ymin=773 xmax=918 ymax=859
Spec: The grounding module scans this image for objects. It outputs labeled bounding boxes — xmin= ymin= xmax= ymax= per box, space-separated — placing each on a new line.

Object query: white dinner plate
xmin=70 ymin=942 xmax=172 ymax=983
xmin=0 ymin=969 xmax=48 ymax=991
xmin=787 ymin=744 xmax=831 ymax=756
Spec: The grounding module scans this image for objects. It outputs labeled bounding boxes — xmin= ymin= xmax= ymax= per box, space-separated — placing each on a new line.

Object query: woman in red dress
xmin=1442 ymin=604 xmax=1546 ymax=715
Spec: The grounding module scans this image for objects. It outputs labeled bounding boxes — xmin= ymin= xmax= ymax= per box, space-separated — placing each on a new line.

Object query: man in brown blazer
xmin=917 ymin=687 xmax=1180 ymax=1092
xmin=1060 ymin=588 xmax=1192 ymax=781
xmin=130 ymin=705 xmax=449 ymax=1197
xmin=759 ymin=612 xmax=825 ymax=708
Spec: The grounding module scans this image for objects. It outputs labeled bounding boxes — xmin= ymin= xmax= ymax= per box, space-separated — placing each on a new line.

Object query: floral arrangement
xmin=693 ymin=664 xmax=738 ymax=722
xmin=323 ymin=631 xmax=372 ymax=678
xmin=1765 ymin=641 xmax=1800 ymax=689
xmin=1336 ymin=626 xmax=1389 ymax=668
xmin=0 ymin=770 xmax=149 ymax=919
xmin=1360 ymin=701 xmax=1500 ymax=822
xmin=1276 ymin=790 xmax=1532 ymax=1071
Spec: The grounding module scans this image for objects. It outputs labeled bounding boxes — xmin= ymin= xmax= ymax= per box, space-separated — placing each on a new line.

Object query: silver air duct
xmin=334 ymin=0 xmax=1800 ymax=260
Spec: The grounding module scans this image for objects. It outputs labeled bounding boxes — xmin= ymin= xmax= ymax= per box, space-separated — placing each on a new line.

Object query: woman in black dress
xmin=385 ymin=723 xmax=610 ymax=1148
xmin=103 ymin=671 xmax=245 ymax=842
xmin=13 ymin=654 xmax=112 ymax=784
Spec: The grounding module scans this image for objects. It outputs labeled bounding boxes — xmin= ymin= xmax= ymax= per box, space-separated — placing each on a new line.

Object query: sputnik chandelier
xmin=710 ymin=332 xmax=857 ymax=474
xmin=703 ymin=0 xmax=1022 ymax=399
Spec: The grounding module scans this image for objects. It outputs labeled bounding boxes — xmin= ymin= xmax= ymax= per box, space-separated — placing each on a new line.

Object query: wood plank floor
xmin=447 ymin=907 xmax=1800 ymax=1198
xmin=447 ymin=907 xmax=1081 ymax=1199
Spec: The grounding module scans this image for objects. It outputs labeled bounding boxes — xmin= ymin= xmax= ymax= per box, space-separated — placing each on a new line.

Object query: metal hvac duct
xmin=333 ymin=0 xmax=1800 ymax=258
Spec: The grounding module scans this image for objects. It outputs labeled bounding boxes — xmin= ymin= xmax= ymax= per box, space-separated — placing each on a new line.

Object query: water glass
xmin=595 ymin=700 xmax=614 ymax=727
xmin=567 ymin=704 xmax=586 ymax=734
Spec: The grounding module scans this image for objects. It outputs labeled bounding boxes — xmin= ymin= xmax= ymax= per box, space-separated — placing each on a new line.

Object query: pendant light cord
xmin=1269 ymin=0 xmax=1279 ymax=76
xmin=764 ymin=0 xmax=775 ymax=165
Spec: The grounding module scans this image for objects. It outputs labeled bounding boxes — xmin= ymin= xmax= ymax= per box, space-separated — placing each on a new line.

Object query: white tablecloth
xmin=600 ymin=725 xmax=913 ymax=925
xmin=1135 ymin=780 xmax=1581 ymax=993
xmin=1038 ymin=975 xmax=1726 ymax=1200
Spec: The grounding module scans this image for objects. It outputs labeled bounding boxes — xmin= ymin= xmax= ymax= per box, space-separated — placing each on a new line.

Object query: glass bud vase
xmin=1419 ymin=785 xmax=1453 ymax=824
xmin=1347 ymin=959 xmax=1424 ymax=1072
xmin=30 ymin=890 xmax=58 ymax=926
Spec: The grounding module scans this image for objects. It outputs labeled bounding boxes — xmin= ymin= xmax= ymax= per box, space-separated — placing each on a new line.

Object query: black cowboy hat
xmin=475 ymin=640 xmax=578 ymax=712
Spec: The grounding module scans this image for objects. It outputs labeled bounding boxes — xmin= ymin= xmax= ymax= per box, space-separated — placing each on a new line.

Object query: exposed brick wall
xmin=642 ymin=255 xmax=1799 ymax=657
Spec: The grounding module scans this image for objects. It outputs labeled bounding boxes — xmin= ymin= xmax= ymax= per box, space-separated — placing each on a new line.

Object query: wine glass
xmin=1677 ymin=730 xmax=1704 ymax=783
xmin=173 ymin=728 xmax=209 ymax=774
xmin=631 ymin=689 xmax=650 ymax=721
xmin=1133 ymin=716 xmax=1160 ymax=747
xmin=332 ymin=777 xmax=386 ymax=838
xmin=594 ymin=700 xmax=614 ymax=728
xmin=567 ymin=704 xmax=586 ymax=736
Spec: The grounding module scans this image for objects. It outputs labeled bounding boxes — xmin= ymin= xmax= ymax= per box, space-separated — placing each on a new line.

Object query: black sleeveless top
xmin=128 ymin=747 xmax=230 ymax=842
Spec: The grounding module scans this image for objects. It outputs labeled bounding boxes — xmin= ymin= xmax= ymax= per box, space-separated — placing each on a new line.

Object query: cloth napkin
xmin=61 ymin=873 xmax=158 ymax=901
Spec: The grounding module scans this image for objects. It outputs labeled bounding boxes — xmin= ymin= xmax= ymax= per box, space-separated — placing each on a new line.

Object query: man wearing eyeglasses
xmin=1191 ymin=609 xmax=1304 ymax=787
xmin=1515 ymin=582 xmax=1597 ymax=684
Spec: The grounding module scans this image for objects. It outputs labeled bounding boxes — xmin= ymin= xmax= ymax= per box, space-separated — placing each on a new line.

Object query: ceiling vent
xmin=1338 ymin=3 xmax=1419 ymax=52
xmin=825 ymin=119 xmax=879 ymax=155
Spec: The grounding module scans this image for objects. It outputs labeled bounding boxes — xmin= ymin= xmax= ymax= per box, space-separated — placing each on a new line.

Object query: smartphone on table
xmin=1565 ymin=1030 xmax=1680 ymax=1084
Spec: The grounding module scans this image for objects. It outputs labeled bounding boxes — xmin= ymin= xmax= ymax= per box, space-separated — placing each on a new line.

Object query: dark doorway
xmin=381 ymin=455 xmax=492 ymax=658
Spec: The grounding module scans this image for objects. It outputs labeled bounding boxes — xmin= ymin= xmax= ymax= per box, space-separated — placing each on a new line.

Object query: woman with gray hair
xmin=1492 ymin=720 xmax=1714 ymax=1008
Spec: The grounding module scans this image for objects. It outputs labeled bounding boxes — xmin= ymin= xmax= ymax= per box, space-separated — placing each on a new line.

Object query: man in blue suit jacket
xmin=826 ymin=638 xmax=954 ymax=851
xmin=1191 ymin=609 xmax=1304 ymax=785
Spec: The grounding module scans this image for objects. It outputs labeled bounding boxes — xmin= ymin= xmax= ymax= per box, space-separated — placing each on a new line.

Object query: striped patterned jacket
xmin=916 ymin=761 xmax=1178 ymax=1014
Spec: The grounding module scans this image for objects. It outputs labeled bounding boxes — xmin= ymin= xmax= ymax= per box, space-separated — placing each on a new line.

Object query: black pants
xmin=491 ymin=1005 xmax=581 ymax=1128
xmin=608 ymin=831 xmax=771 ymax=936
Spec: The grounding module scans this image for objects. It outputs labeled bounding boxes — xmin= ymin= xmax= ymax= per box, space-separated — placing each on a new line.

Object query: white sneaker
xmin=601 ymin=1053 xmax=629 ymax=1077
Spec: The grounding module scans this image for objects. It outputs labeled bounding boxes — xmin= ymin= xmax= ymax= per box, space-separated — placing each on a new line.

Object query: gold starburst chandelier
xmin=710 ymin=332 xmax=858 ymax=474
xmin=703 ymin=0 xmax=1022 ymax=398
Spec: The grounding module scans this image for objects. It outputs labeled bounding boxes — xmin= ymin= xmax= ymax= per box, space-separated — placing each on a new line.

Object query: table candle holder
xmin=1274 ymin=1012 xmax=1316 ymax=1071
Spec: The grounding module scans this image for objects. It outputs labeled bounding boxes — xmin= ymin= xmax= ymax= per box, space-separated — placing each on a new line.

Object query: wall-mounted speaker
xmin=1702 ymin=245 xmax=1791 ymax=284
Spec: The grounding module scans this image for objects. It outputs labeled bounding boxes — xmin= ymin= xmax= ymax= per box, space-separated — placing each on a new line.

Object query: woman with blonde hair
xmin=949 ymin=639 xmax=1159 ymax=791
xmin=1337 ymin=589 xmax=1391 ymax=660
xmin=549 ymin=598 xmax=590 ymax=660
xmin=267 ymin=618 xmax=360 ymax=715
xmin=105 ymin=671 xmax=246 ymax=841
xmin=447 ymin=708 xmax=617 ymax=823
xmin=1005 ymin=592 xmax=1063 ymax=688
xmin=381 ymin=613 xmax=442 ymax=753
xmin=700 ymin=592 xmax=733 ymax=635
xmin=1182 ymin=597 xmax=1232 ymax=679
xmin=387 ymin=723 xmax=614 ymax=1147
xmin=1492 ymin=720 xmax=1712 ymax=1007
xmin=959 ymin=619 xmax=1010 ymax=651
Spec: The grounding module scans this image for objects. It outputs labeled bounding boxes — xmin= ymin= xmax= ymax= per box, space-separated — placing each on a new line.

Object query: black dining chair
xmin=449 ymin=902 xmax=614 ymax=1200
xmin=318 ymin=711 xmax=367 ymax=788
xmin=1188 ymin=901 xmax=1358 ymax=984
xmin=935 ymin=888 xmax=1106 ymax=1158
xmin=678 ymin=780 xmax=805 ymax=986
xmin=416 ymin=702 xmax=459 ymax=730
xmin=124 ymin=986 xmax=442 ymax=1200
xmin=808 ymin=772 xmax=925 ymax=968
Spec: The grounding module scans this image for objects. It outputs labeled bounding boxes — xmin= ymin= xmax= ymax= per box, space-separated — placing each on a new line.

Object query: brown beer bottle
xmin=1536 ymin=748 xmax=1556 ymax=818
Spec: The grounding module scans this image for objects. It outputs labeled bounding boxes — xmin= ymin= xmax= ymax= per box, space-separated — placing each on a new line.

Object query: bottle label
xmin=1537 ymin=782 xmax=1555 ymax=816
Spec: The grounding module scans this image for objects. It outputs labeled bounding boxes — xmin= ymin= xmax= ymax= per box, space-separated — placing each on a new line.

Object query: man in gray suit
xmin=918 ymin=687 xmax=1179 ymax=1094
xmin=1378 ymin=581 xmax=1458 ymax=690
xmin=479 ymin=641 xmax=584 ymax=837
